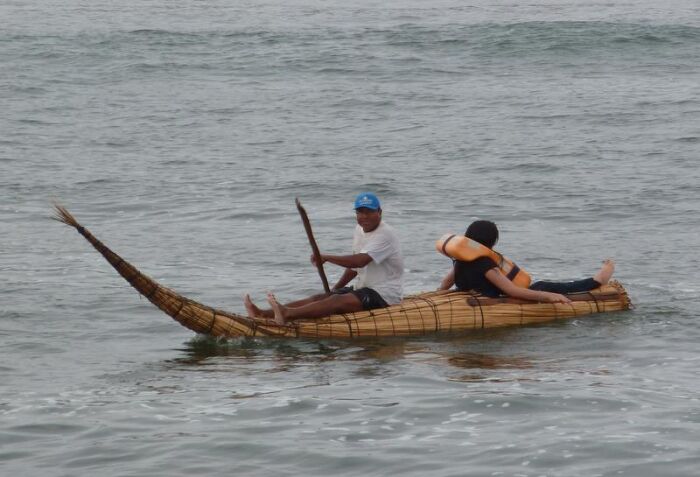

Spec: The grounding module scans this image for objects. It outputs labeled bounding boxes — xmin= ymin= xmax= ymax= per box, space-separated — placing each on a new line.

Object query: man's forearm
xmin=323 ymin=253 xmax=373 ymax=269
xmin=333 ymin=268 xmax=358 ymax=290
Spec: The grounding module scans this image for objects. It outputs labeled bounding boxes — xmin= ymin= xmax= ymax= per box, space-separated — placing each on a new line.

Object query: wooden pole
xmin=295 ymin=198 xmax=331 ymax=293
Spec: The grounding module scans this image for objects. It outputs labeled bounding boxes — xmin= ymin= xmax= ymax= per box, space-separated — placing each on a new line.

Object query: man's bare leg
xmin=267 ymin=291 xmax=364 ymax=325
xmin=244 ymin=294 xmax=272 ymax=318
xmin=593 ymin=259 xmax=615 ymax=285
xmin=284 ymin=293 xmax=332 ymax=308
xmin=244 ymin=292 xmax=331 ymax=319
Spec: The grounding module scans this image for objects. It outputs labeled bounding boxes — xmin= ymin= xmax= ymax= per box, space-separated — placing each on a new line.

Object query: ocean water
xmin=2 ymin=0 xmax=700 ymax=475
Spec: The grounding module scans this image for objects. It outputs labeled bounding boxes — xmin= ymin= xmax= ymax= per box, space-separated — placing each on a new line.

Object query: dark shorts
xmin=333 ymin=287 xmax=389 ymax=311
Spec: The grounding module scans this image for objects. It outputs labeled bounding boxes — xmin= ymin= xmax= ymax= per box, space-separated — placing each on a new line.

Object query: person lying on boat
xmin=438 ymin=220 xmax=615 ymax=304
xmin=244 ymin=192 xmax=404 ymax=324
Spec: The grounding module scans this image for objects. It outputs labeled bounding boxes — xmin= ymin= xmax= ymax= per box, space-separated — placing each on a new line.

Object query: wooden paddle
xmin=295 ymin=198 xmax=331 ymax=293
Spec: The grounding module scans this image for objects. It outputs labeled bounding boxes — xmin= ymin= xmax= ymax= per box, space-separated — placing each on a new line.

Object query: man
xmin=244 ymin=192 xmax=404 ymax=324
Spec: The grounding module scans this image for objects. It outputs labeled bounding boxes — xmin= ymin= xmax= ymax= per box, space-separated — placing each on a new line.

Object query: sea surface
xmin=2 ymin=0 xmax=700 ymax=475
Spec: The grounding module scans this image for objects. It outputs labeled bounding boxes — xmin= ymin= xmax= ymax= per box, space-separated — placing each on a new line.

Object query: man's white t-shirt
xmin=352 ymin=221 xmax=404 ymax=305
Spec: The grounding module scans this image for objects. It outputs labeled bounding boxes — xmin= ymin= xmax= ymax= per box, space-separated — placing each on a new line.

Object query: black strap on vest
xmin=506 ymin=264 xmax=521 ymax=281
xmin=441 ymin=234 xmax=457 ymax=256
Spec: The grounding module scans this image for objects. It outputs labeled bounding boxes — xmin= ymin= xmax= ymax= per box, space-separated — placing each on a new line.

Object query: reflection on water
xmin=171 ymin=334 xmax=546 ymax=385
xmin=161 ymin=335 xmax=624 ymax=394
xmin=173 ymin=335 xmax=336 ymax=364
xmin=176 ymin=335 xmax=413 ymax=363
xmin=447 ymin=352 xmax=532 ymax=370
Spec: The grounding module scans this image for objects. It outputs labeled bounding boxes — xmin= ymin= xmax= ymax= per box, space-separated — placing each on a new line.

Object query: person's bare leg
xmin=267 ymin=293 xmax=287 ymax=325
xmin=244 ymin=294 xmax=271 ymax=318
xmin=593 ymin=259 xmax=615 ymax=285
xmin=284 ymin=293 xmax=331 ymax=308
xmin=243 ymin=292 xmax=329 ymax=319
xmin=267 ymin=291 xmax=364 ymax=324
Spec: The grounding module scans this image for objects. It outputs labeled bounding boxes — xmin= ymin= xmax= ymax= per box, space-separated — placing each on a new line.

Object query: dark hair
xmin=465 ymin=220 xmax=499 ymax=248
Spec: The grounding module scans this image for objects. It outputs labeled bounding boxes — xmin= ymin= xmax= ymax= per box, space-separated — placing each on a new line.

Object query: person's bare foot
xmin=267 ymin=292 xmax=288 ymax=325
xmin=594 ymin=259 xmax=615 ymax=285
xmin=244 ymin=294 xmax=264 ymax=318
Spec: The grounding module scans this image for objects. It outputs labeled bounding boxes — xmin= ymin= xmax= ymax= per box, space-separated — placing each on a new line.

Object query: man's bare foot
xmin=267 ymin=292 xmax=288 ymax=325
xmin=593 ymin=259 xmax=615 ymax=285
xmin=244 ymin=294 xmax=264 ymax=318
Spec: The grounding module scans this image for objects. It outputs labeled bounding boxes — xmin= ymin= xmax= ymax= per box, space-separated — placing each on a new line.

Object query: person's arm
xmin=485 ymin=269 xmax=572 ymax=304
xmin=333 ymin=268 xmax=358 ymax=290
xmin=314 ymin=253 xmax=373 ymax=269
xmin=438 ymin=268 xmax=455 ymax=291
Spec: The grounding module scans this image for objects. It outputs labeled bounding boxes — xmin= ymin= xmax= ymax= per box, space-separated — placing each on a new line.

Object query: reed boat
xmin=54 ymin=205 xmax=632 ymax=339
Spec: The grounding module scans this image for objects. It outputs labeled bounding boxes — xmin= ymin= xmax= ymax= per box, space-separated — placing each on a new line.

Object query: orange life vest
xmin=436 ymin=233 xmax=532 ymax=288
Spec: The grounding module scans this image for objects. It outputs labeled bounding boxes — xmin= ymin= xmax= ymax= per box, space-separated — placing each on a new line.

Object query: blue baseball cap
xmin=354 ymin=192 xmax=381 ymax=210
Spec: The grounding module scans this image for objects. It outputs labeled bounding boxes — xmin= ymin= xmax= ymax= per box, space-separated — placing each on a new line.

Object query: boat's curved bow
xmin=53 ymin=205 xmax=292 ymax=338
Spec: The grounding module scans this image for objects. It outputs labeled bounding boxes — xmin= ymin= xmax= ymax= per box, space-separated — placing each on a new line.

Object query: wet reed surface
xmin=2 ymin=1 xmax=700 ymax=475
